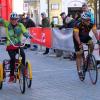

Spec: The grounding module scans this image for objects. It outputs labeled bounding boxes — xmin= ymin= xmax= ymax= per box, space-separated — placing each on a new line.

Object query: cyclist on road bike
xmin=73 ymin=12 xmax=100 ymax=79
xmin=0 ymin=12 xmax=31 ymax=82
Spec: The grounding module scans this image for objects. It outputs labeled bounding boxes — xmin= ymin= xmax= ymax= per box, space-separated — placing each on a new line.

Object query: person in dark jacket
xmin=21 ymin=16 xmax=36 ymax=28
xmin=59 ymin=12 xmax=67 ymax=29
xmin=73 ymin=12 xmax=81 ymax=28
xmin=59 ymin=12 xmax=74 ymax=29
xmin=40 ymin=12 xmax=50 ymax=55
xmin=21 ymin=15 xmax=37 ymax=50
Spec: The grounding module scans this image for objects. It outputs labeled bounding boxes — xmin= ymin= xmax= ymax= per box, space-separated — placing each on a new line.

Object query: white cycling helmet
xmin=10 ymin=12 xmax=19 ymax=19
xmin=81 ymin=12 xmax=90 ymax=20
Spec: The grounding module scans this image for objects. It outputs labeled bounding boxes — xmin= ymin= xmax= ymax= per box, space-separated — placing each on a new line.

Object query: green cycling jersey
xmin=0 ymin=18 xmax=29 ymax=46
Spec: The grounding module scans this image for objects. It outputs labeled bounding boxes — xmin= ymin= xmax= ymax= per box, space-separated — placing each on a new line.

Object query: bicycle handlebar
xmin=8 ymin=37 xmax=30 ymax=48
xmin=82 ymin=42 xmax=100 ymax=45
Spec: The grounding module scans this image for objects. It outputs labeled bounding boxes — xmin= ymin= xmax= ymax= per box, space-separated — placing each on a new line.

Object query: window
xmin=52 ymin=16 xmax=59 ymax=24
xmin=51 ymin=4 xmax=59 ymax=10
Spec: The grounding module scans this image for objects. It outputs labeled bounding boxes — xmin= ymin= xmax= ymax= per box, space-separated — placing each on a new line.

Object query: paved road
xmin=0 ymin=45 xmax=100 ymax=100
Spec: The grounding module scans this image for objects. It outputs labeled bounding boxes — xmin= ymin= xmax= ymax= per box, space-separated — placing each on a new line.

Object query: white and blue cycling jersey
xmin=82 ymin=11 xmax=95 ymax=24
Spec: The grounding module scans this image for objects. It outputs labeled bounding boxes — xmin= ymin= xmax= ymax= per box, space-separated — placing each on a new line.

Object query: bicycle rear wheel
xmin=88 ymin=55 xmax=98 ymax=85
xmin=18 ymin=64 xmax=25 ymax=94
xmin=25 ymin=61 xmax=32 ymax=88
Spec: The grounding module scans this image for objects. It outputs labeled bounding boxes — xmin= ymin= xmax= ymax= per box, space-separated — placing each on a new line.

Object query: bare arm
xmin=92 ymin=25 xmax=99 ymax=40
xmin=73 ymin=29 xmax=81 ymax=45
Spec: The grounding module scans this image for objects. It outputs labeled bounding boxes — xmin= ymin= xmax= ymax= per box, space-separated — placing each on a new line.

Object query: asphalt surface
xmin=0 ymin=45 xmax=100 ymax=100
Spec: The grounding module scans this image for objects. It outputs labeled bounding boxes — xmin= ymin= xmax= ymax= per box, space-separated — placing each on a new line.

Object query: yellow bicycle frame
xmin=0 ymin=64 xmax=3 ymax=82
xmin=26 ymin=60 xmax=32 ymax=80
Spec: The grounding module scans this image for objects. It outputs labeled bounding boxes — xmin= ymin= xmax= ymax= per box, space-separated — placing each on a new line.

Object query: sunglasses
xmin=82 ymin=19 xmax=90 ymax=22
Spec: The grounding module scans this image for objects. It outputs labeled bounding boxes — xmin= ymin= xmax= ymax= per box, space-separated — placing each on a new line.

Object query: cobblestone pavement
xmin=0 ymin=45 xmax=100 ymax=100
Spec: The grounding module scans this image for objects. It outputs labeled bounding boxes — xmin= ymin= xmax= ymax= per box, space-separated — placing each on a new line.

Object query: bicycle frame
xmin=82 ymin=42 xmax=100 ymax=58
xmin=80 ymin=44 xmax=91 ymax=72
xmin=8 ymin=38 xmax=28 ymax=79
xmin=15 ymin=47 xmax=23 ymax=79
xmin=0 ymin=37 xmax=32 ymax=93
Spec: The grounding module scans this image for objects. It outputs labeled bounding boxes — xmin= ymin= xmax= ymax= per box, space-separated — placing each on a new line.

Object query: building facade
xmin=12 ymin=0 xmax=24 ymax=14
xmin=23 ymin=0 xmax=87 ymax=25
xmin=13 ymin=0 xmax=96 ymax=25
xmin=48 ymin=0 xmax=62 ymax=24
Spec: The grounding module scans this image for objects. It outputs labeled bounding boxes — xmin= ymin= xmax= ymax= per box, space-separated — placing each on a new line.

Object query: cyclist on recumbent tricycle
xmin=0 ymin=12 xmax=32 ymax=83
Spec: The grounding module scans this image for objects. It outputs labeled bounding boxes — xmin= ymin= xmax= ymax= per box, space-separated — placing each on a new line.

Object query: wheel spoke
xmin=88 ymin=55 xmax=98 ymax=85
xmin=19 ymin=65 xmax=25 ymax=94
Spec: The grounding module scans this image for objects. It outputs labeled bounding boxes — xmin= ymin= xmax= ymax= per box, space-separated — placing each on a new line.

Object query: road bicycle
xmin=78 ymin=42 xmax=99 ymax=85
xmin=0 ymin=38 xmax=32 ymax=94
xmin=97 ymin=42 xmax=100 ymax=70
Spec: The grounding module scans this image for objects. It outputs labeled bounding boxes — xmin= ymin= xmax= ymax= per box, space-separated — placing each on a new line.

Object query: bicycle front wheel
xmin=25 ymin=61 xmax=32 ymax=88
xmin=18 ymin=64 xmax=25 ymax=94
xmin=78 ymin=55 xmax=86 ymax=81
xmin=88 ymin=55 xmax=98 ymax=85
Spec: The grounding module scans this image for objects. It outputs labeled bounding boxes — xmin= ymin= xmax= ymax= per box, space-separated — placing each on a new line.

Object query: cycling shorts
xmin=73 ymin=35 xmax=92 ymax=52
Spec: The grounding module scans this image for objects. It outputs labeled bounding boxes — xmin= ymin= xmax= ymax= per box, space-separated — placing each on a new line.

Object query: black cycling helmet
xmin=60 ymin=12 xmax=65 ymax=16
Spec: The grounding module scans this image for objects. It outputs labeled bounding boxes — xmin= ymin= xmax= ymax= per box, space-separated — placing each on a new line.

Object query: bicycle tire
xmin=3 ymin=60 xmax=6 ymax=79
xmin=88 ymin=54 xmax=98 ymax=85
xmin=18 ymin=64 xmax=25 ymax=94
xmin=79 ymin=62 xmax=85 ymax=81
xmin=78 ymin=52 xmax=86 ymax=81
xmin=0 ymin=82 xmax=2 ymax=89
xmin=25 ymin=61 xmax=32 ymax=88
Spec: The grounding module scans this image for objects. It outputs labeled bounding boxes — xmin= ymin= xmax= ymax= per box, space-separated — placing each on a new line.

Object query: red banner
xmin=0 ymin=0 xmax=12 ymax=20
xmin=29 ymin=27 xmax=52 ymax=48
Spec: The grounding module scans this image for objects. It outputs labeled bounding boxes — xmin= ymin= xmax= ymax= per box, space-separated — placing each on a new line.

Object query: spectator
xmin=59 ymin=12 xmax=67 ymax=29
xmin=21 ymin=16 xmax=27 ymax=28
xmin=55 ymin=12 xmax=75 ymax=59
xmin=26 ymin=13 xmax=30 ymax=20
xmin=18 ymin=14 xmax=23 ymax=23
xmin=40 ymin=12 xmax=50 ymax=55
xmin=74 ymin=12 xmax=81 ymax=26
xmin=21 ymin=15 xmax=37 ymax=50
xmin=51 ymin=20 xmax=54 ymax=28
xmin=21 ymin=16 xmax=36 ymax=28
xmin=59 ymin=12 xmax=74 ymax=29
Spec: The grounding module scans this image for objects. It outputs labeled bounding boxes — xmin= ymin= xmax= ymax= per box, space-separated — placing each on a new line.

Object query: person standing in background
xmin=74 ymin=12 xmax=81 ymax=26
xmin=21 ymin=13 xmax=37 ymax=50
xmin=40 ymin=12 xmax=50 ymax=55
xmin=56 ymin=12 xmax=74 ymax=59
